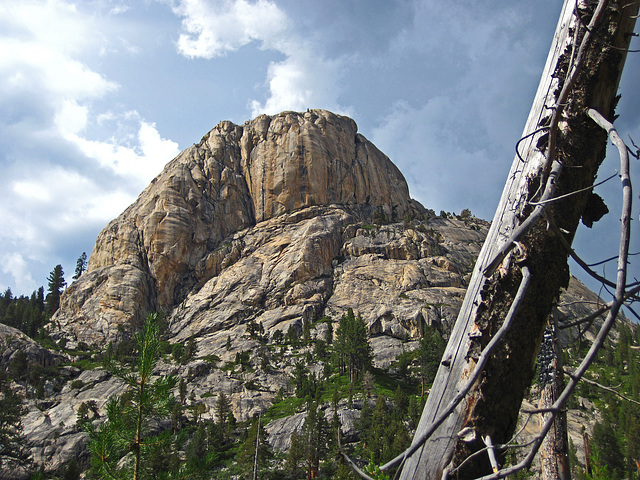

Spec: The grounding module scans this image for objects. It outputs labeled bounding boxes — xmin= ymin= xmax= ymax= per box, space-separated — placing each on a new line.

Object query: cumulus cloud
xmin=0 ymin=2 xmax=118 ymax=101
xmin=171 ymin=0 xmax=349 ymax=116
xmin=0 ymin=1 xmax=182 ymax=293
xmin=59 ymin=112 xmax=180 ymax=189
xmin=173 ymin=0 xmax=288 ymax=58
xmin=10 ymin=166 xmax=135 ymax=229
xmin=1 ymin=253 xmax=37 ymax=295
xmin=249 ymin=47 xmax=348 ymax=117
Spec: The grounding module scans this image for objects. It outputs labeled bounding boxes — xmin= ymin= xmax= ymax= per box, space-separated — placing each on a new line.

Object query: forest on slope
xmin=1 ymin=212 xmax=638 ymax=480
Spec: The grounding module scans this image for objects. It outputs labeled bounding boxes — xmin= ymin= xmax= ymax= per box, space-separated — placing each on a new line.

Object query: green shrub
xmin=70 ymin=379 xmax=84 ymax=390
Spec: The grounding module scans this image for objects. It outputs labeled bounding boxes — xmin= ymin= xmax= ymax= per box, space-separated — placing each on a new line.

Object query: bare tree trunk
xmin=583 ymin=432 xmax=592 ymax=476
xmin=539 ymin=312 xmax=570 ymax=480
xmin=396 ymin=1 xmax=638 ymax=479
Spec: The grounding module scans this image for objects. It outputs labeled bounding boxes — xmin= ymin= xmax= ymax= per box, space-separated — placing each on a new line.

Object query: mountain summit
xmin=52 ymin=110 xmax=424 ymax=345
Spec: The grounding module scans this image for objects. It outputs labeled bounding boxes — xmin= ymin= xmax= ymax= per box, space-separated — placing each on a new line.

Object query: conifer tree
xmin=216 ymin=392 xmax=232 ymax=442
xmin=332 ymin=309 xmax=373 ymax=384
xmin=415 ymin=326 xmax=445 ymax=397
xmin=0 ymin=372 xmax=33 ymax=474
xmin=45 ymin=264 xmax=66 ymax=316
xmin=285 ymin=428 xmax=304 ymax=479
xmin=72 ymin=252 xmax=87 ymax=280
xmin=302 ymin=401 xmax=330 ymax=479
xmin=236 ymin=415 xmax=270 ymax=479
xmin=85 ymin=313 xmax=177 ymax=480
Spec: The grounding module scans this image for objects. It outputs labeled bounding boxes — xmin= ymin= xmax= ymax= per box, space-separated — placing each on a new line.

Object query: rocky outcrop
xmin=16 ymin=212 xmax=629 ymax=475
xmin=52 ymin=110 xmax=422 ymax=346
xmin=0 ymin=323 xmax=66 ymax=372
xmin=166 ymin=211 xmax=486 ymax=374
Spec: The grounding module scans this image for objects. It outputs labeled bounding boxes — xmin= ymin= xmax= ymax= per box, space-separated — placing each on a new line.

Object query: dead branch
xmin=566 ymin=370 xmax=640 ymax=405
xmin=484 ymin=436 xmax=500 ymax=473
xmin=558 ymin=283 xmax=640 ymax=330
xmin=527 ymin=171 xmax=618 ymax=206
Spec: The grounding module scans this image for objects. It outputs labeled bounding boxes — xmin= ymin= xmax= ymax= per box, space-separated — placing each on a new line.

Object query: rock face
xmin=0 ymin=323 xmax=66 ymax=370
xmin=53 ymin=110 xmax=421 ymax=346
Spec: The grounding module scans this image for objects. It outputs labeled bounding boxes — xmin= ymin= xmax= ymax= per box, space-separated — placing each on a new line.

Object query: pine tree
xmin=591 ymin=415 xmax=625 ymax=479
xmin=85 ymin=313 xmax=178 ymax=480
xmin=302 ymin=401 xmax=330 ymax=479
xmin=415 ymin=325 xmax=445 ymax=397
xmin=332 ymin=309 xmax=373 ymax=384
xmin=45 ymin=264 xmax=66 ymax=316
xmin=72 ymin=252 xmax=87 ymax=280
xmin=285 ymin=428 xmax=304 ymax=479
xmin=0 ymin=372 xmax=33 ymax=474
xmin=236 ymin=415 xmax=270 ymax=479
xmin=216 ymin=392 xmax=232 ymax=442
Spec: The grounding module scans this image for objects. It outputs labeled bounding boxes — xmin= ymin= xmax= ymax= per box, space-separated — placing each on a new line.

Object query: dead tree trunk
xmin=395 ymin=1 xmax=638 ymax=479
xmin=538 ymin=312 xmax=570 ymax=480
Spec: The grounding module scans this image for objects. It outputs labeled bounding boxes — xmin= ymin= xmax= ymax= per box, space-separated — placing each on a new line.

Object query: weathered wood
xmin=397 ymin=1 xmax=639 ymax=478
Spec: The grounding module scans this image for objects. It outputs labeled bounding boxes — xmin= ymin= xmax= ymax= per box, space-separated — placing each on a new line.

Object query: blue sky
xmin=0 ymin=0 xmax=638 ymax=300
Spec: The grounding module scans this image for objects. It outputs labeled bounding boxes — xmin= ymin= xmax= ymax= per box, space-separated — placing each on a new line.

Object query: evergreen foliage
xmin=332 ymin=309 xmax=373 ymax=384
xmin=285 ymin=428 xmax=304 ymax=479
xmin=0 ymin=372 xmax=33 ymax=474
xmin=236 ymin=415 xmax=271 ymax=479
xmin=216 ymin=392 xmax=233 ymax=442
xmin=45 ymin=264 xmax=66 ymax=316
xmin=73 ymin=252 xmax=87 ymax=281
xmin=569 ymin=323 xmax=640 ymax=480
xmin=301 ymin=400 xmax=330 ymax=479
xmin=85 ymin=313 xmax=178 ymax=480
xmin=0 ymin=286 xmax=47 ymax=338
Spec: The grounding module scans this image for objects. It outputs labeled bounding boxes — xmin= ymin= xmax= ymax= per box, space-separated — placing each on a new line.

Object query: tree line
xmin=0 ymin=253 xmax=87 ymax=341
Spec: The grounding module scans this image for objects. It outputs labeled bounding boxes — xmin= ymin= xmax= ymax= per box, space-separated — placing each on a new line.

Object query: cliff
xmin=52 ymin=110 xmax=422 ymax=345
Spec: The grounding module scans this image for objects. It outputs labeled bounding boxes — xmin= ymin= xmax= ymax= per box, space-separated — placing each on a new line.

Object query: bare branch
xmin=516 ymin=127 xmax=550 ymax=163
xmin=565 ymin=369 xmax=640 ymax=406
xmin=337 ymin=426 xmax=377 ymax=480
xmin=484 ymin=436 xmax=500 ymax=474
xmin=558 ymin=284 xmax=640 ymax=330
xmin=527 ymin=171 xmax=618 ymax=206
xmin=341 ymin=453 xmax=376 ymax=480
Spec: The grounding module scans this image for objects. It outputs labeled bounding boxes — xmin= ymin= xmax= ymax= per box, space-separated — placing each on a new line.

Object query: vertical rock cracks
xmin=51 ymin=110 xmax=422 ymax=345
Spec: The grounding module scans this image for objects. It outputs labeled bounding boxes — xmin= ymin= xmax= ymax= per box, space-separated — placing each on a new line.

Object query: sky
xmin=0 ymin=0 xmax=638 ymax=302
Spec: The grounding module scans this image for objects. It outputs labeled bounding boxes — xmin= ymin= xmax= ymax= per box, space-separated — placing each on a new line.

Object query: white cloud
xmin=0 ymin=3 xmax=118 ymax=101
xmin=171 ymin=0 xmax=349 ymax=117
xmin=0 ymin=0 xmax=183 ymax=294
xmin=249 ymin=49 xmax=347 ymax=117
xmin=173 ymin=0 xmax=288 ymax=58
xmin=10 ymin=166 xmax=132 ymax=231
xmin=55 ymin=99 xmax=89 ymax=136
xmin=1 ymin=253 xmax=37 ymax=294
xmin=61 ymin=118 xmax=180 ymax=188
xmin=0 ymin=163 xmax=136 ymax=293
